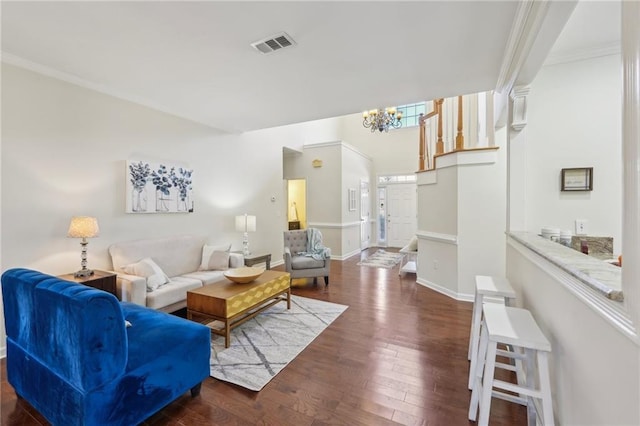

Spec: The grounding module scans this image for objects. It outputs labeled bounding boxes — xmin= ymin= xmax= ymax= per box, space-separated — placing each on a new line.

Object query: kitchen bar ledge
xmin=508 ymin=231 xmax=623 ymax=302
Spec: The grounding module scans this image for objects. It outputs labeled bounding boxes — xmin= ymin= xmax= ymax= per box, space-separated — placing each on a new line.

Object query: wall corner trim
xmin=417 ymin=231 xmax=458 ymax=245
xmin=434 ymin=147 xmax=499 ymax=170
xmin=417 ymin=169 xmax=437 ymax=185
xmin=416 ymin=278 xmax=474 ymax=302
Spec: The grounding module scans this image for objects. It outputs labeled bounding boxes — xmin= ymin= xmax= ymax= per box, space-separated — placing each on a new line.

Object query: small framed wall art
xmin=561 ymin=167 xmax=593 ymax=191
xmin=348 ymin=188 xmax=357 ymax=211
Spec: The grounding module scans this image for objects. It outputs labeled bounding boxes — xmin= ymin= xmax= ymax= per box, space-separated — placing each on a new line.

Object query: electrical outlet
xmin=575 ymin=219 xmax=588 ymax=235
xmin=433 ymin=260 xmax=439 ymax=270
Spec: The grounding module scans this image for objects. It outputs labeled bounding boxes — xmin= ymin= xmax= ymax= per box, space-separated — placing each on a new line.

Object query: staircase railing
xmin=418 ymin=99 xmax=442 ymax=170
xmin=418 ymin=91 xmax=492 ymax=171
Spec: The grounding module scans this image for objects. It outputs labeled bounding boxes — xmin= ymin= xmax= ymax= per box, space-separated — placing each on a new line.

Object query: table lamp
xmin=235 ymin=214 xmax=256 ymax=256
xmin=67 ymin=216 xmax=100 ymax=278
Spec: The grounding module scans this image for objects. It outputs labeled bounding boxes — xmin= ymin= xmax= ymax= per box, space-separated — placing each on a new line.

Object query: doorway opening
xmin=287 ymin=179 xmax=306 ymax=230
xmin=377 ymin=174 xmax=417 ymax=248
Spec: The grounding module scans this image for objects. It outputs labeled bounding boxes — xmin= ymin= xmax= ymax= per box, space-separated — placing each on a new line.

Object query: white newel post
xmin=622 ymin=2 xmax=640 ymax=331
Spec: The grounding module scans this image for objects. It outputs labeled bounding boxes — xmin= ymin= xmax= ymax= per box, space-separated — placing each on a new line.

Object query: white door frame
xmin=360 ymin=180 xmax=370 ymax=250
xmin=378 ymin=181 xmax=418 ymax=247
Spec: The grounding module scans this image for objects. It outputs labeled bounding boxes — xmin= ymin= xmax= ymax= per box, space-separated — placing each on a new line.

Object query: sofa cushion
xmin=199 ymin=244 xmax=231 ymax=271
xmin=120 ymin=302 xmax=210 ymax=372
xmin=182 ymin=270 xmax=227 ymax=285
xmin=291 ymin=256 xmax=325 ymax=269
xmin=110 ymin=235 xmax=204 ymax=279
xmin=122 ymin=257 xmax=170 ymax=291
xmin=145 ymin=277 xmax=202 ymax=310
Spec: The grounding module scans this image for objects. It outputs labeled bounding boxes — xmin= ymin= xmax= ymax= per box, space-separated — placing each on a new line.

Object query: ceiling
xmin=1 ymin=1 xmax=600 ymax=134
xmin=545 ymin=0 xmax=620 ymax=65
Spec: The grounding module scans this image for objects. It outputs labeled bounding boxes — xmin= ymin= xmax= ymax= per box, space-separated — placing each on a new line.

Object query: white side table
xmin=398 ymin=248 xmax=417 ymax=276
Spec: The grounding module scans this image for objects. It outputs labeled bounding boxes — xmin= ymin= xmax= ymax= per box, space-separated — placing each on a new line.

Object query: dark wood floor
xmin=1 ymin=248 xmax=525 ymax=425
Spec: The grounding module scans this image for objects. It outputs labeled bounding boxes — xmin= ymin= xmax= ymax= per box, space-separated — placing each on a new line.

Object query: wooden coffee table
xmin=186 ymin=270 xmax=291 ymax=347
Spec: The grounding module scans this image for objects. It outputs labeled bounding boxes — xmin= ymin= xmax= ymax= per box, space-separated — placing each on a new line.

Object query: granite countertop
xmin=508 ymin=231 xmax=623 ymax=302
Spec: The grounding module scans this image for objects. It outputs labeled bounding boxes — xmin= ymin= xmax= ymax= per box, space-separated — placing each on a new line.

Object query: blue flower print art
xmin=128 ymin=161 xmax=151 ymax=212
xmin=126 ymin=160 xmax=194 ymax=214
xmin=151 ymin=165 xmax=175 ymax=212
xmin=172 ymin=168 xmax=194 ymax=212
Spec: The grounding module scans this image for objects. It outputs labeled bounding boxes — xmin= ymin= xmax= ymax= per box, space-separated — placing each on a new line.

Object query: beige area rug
xmin=209 ymin=295 xmax=347 ymax=391
xmin=357 ymin=249 xmax=404 ymax=269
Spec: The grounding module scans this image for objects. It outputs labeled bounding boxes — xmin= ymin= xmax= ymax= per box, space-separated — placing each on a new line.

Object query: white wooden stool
xmin=468 ymin=276 xmax=516 ymax=389
xmin=468 ymin=304 xmax=554 ymax=426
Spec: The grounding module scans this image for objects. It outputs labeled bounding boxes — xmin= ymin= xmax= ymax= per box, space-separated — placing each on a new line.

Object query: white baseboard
xmin=333 ymin=249 xmax=361 ymax=261
xmin=416 ymin=277 xmax=474 ymax=302
xmin=1 ymin=345 xmax=6 ymax=359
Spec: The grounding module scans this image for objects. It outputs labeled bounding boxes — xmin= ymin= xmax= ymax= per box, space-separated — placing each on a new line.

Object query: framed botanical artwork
xmin=561 ymin=167 xmax=593 ymax=191
xmin=348 ymin=188 xmax=357 ymax=211
xmin=126 ymin=160 xmax=194 ymax=213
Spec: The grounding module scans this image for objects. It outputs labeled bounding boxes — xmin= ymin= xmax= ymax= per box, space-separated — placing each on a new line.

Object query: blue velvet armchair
xmin=1 ymin=268 xmax=211 ymax=426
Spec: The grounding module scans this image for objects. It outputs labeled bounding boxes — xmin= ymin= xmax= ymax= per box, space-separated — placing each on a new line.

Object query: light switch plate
xmin=575 ymin=219 xmax=588 ymax=235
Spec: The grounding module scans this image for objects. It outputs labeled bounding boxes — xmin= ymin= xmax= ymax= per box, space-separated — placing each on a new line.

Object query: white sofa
xmin=109 ymin=235 xmax=243 ymax=312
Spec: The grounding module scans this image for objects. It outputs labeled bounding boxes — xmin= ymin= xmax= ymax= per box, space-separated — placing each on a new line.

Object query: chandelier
xmin=362 ymin=107 xmax=403 ymax=133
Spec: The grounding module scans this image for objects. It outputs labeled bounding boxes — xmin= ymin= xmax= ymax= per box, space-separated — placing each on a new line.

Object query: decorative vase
xmin=177 ymin=194 xmax=189 ymax=212
xmin=132 ymin=187 xmax=147 ymax=212
xmin=156 ymin=190 xmax=170 ymax=212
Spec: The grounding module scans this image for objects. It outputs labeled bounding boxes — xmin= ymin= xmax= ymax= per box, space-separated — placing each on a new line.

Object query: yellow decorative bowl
xmin=223 ymin=267 xmax=265 ymax=284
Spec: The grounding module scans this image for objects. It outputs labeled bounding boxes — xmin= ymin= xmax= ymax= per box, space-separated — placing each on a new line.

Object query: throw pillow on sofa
xmin=122 ymin=257 xmax=170 ymax=291
xmin=207 ymin=251 xmax=230 ymax=271
xmin=199 ymin=243 xmax=231 ymax=271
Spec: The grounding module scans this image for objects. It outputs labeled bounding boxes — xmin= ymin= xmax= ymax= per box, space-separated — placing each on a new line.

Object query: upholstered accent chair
xmin=1 ymin=268 xmax=211 ymax=426
xmin=283 ymin=228 xmax=331 ymax=286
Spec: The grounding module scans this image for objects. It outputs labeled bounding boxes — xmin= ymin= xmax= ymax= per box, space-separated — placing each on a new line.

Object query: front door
xmin=386 ymin=183 xmax=417 ymax=247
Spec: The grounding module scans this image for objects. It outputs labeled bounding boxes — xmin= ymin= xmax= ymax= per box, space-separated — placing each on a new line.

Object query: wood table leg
xmin=225 ymin=320 xmax=231 ymax=348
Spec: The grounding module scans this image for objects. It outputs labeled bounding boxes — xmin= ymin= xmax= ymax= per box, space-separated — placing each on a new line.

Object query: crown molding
xmin=495 ymin=0 xmax=551 ymax=94
xmin=544 ymin=42 xmax=621 ymax=66
xmin=1 ymin=51 xmax=228 ymax=133
xmin=303 ymin=141 xmax=372 ymax=162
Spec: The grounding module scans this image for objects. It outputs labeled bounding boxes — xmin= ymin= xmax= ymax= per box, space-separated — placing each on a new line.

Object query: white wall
xmin=289 ymin=143 xmax=343 ymax=254
xmin=341 ymin=145 xmax=372 ymax=256
xmin=505 ymin=52 xmax=638 ymax=425
xmin=417 ymin=167 xmax=459 ymax=297
xmin=416 ymin=145 xmax=506 ymax=300
xmin=339 ymin=112 xmax=422 ymax=176
xmin=282 ymin=142 xmax=372 ymax=258
xmin=1 ymin=63 xmax=344 ymax=274
xmin=526 ymin=54 xmax=622 ymax=253
xmin=1 ymin=64 xmax=343 ymax=354
xmin=507 ymin=244 xmax=639 ymax=425
xmin=419 ymin=167 xmax=458 ymax=235
xmin=457 ymin=132 xmax=507 ymax=296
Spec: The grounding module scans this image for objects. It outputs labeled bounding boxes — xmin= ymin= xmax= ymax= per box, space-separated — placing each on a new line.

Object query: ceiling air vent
xmin=251 ymin=32 xmax=296 ymax=54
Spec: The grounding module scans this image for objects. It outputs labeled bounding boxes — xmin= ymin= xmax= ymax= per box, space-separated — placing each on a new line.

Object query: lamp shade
xmin=67 ymin=216 xmax=100 ymax=238
xmin=235 ymin=214 xmax=256 ymax=233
